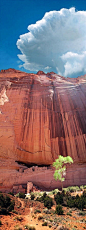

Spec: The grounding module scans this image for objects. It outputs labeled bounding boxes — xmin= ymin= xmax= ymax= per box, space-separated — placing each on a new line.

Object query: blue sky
xmin=0 ymin=0 xmax=86 ymax=77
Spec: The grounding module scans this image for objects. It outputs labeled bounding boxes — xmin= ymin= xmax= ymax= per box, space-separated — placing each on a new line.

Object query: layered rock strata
xmin=0 ymin=69 xmax=86 ymax=192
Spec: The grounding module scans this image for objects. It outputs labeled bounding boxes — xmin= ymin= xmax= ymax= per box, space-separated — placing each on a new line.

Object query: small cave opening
xmin=15 ymin=161 xmax=52 ymax=170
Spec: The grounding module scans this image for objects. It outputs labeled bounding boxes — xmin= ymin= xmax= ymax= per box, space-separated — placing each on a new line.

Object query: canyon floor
xmin=0 ymin=190 xmax=86 ymax=230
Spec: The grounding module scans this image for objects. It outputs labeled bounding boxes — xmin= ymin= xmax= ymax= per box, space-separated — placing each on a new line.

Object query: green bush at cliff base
xmin=44 ymin=196 xmax=53 ymax=209
xmin=36 ymin=192 xmax=53 ymax=209
xmin=15 ymin=192 xmax=25 ymax=199
xmin=54 ymin=192 xmax=63 ymax=205
xmin=30 ymin=192 xmax=35 ymax=200
xmin=54 ymin=190 xmax=86 ymax=211
xmin=66 ymin=191 xmax=86 ymax=210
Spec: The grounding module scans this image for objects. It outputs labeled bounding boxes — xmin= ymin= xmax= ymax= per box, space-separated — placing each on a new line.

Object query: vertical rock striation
xmin=0 ymin=69 xmax=86 ymax=192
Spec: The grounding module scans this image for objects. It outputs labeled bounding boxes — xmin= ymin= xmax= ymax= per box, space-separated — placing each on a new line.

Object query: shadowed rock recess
xmin=0 ymin=69 xmax=86 ymax=193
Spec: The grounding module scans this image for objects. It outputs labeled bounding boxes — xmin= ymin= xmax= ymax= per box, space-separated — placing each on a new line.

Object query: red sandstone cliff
xmin=0 ymin=69 xmax=86 ymax=192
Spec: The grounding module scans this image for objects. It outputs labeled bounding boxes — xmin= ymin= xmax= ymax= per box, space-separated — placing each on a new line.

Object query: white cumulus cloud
xmin=16 ymin=7 xmax=86 ymax=77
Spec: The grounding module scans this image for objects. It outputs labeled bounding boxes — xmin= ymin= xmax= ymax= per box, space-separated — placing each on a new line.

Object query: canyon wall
xmin=0 ymin=69 xmax=86 ymax=192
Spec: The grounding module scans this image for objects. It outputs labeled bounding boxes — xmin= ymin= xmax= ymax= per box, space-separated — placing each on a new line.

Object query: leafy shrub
xmin=30 ymin=193 xmax=35 ymax=200
xmin=48 ymin=189 xmax=60 ymax=195
xmin=34 ymin=209 xmax=41 ymax=214
xmin=55 ymin=205 xmax=64 ymax=215
xmin=78 ymin=211 xmax=86 ymax=216
xmin=0 ymin=207 xmax=7 ymax=215
xmin=84 ymin=185 xmax=86 ymax=189
xmin=8 ymin=201 xmax=15 ymax=212
xmin=80 ymin=185 xmax=84 ymax=191
xmin=19 ymin=192 xmax=25 ymax=199
xmin=15 ymin=193 xmax=19 ymax=197
xmin=54 ymin=192 xmax=63 ymax=205
xmin=42 ymin=221 xmax=47 ymax=226
xmin=0 ymin=194 xmax=15 ymax=215
xmin=36 ymin=192 xmax=53 ymax=209
xmin=42 ymin=193 xmax=47 ymax=201
xmin=75 ymin=196 xmax=86 ymax=210
xmin=15 ymin=192 xmax=25 ymax=199
xmin=44 ymin=196 xmax=53 ymax=209
xmin=66 ymin=193 xmax=86 ymax=210
xmin=67 ymin=212 xmax=72 ymax=216
xmin=82 ymin=190 xmax=86 ymax=197
xmin=29 ymin=227 xmax=36 ymax=230
xmin=12 ymin=210 xmax=18 ymax=214
xmin=67 ymin=186 xmax=80 ymax=193
xmin=36 ymin=192 xmax=47 ymax=202
xmin=8 ymin=192 xmax=14 ymax=196
xmin=67 ymin=197 xmax=75 ymax=208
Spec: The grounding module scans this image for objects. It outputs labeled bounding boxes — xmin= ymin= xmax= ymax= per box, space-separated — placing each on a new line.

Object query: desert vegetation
xmin=0 ymin=186 xmax=86 ymax=229
xmin=0 ymin=193 xmax=15 ymax=215
xmin=53 ymin=155 xmax=73 ymax=190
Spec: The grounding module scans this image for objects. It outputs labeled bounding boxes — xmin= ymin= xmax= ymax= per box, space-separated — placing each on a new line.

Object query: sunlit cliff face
xmin=0 ymin=69 xmax=86 ymax=192
xmin=0 ymin=69 xmax=86 ymax=165
xmin=17 ymin=8 xmax=86 ymax=78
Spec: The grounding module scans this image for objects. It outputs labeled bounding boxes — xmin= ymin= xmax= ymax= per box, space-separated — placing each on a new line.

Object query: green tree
xmin=53 ymin=155 xmax=73 ymax=190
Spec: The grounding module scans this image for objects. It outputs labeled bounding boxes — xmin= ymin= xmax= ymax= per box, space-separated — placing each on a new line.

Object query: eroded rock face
xmin=0 ymin=69 xmax=86 ymax=192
